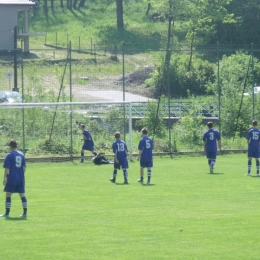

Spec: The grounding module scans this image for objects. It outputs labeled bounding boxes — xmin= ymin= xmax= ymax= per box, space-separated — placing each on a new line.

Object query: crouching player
xmin=110 ymin=132 xmax=129 ymax=184
xmin=92 ymin=152 xmax=113 ymax=165
xmin=137 ymin=128 xmax=153 ymax=184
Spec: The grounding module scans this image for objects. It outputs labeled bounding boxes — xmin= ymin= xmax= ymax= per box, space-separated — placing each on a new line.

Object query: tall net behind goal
xmin=0 ymin=102 xmax=133 ymax=161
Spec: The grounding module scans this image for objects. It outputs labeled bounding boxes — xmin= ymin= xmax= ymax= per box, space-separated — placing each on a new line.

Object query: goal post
xmin=0 ymin=101 xmax=133 ymax=160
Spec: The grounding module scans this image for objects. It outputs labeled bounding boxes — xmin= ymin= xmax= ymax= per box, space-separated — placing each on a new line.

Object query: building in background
xmin=0 ymin=0 xmax=43 ymax=52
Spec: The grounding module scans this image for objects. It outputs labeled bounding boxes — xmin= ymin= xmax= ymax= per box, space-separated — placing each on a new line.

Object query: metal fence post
xmin=217 ymin=42 xmax=221 ymax=134
xmin=69 ymin=41 xmax=73 ymax=157
xmin=166 ymin=17 xmax=173 ymax=155
xmin=122 ymin=42 xmax=126 ymax=140
xmin=251 ymin=43 xmax=255 ymax=119
xmin=21 ymin=52 xmax=25 ymax=154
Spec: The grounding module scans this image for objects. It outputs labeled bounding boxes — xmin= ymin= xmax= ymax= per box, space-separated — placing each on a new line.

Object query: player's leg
xmin=256 ymin=158 xmax=260 ymax=176
xmin=246 ymin=156 xmax=252 ymax=176
xmin=147 ymin=167 xmax=152 ymax=184
xmin=1 ymin=192 xmax=12 ymax=217
xmin=210 ymin=152 xmax=217 ymax=173
xmin=80 ymin=148 xmax=85 ymax=163
xmin=246 ymin=150 xmax=253 ymax=176
xmin=122 ymin=158 xmax=129 ymax=184
xmin=110 ymin=161 xmax=119 ymax=183
xmin=110 ymin=169 xmax=118 ymax=183
xmin=19 ymin=193 xmax=27 ymax=217
xmin=206 ymin=152 xmax=212 ymax=172
xmin=138 ymin=168 xmax=144 ymax=182
xmin=138 ymin=161 xmax=145 ymax=182
xmin=91 ymin=150 xmax=97 ymax=156
xmin=122 ymin=168 xmax=129 ymax=184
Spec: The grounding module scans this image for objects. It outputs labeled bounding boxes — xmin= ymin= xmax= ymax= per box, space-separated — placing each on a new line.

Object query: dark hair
xmin=9 ymin=139 xmax=17 ymax=149
xmin=80 ymin=124 xmax=85 ymax=129
xmin=207 ymin=122 xmax=213 ymax=128
xmin=115 ymin=132 xmax=120 ymax=139
xmin=141 ymin=128 xmax=148 ymax=135
xmin=253 ymin=120 xmax=258 ymax=126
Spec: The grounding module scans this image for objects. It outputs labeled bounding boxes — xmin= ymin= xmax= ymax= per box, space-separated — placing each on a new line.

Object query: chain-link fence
xmin=1 ymin=43 xmax=260 ymax=158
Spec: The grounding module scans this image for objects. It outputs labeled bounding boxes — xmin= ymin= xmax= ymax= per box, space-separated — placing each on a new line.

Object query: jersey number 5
xmin=146 ymin=140 xmax=151 ymax=148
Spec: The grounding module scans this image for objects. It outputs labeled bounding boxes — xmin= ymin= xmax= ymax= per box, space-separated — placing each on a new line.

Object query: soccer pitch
xmin=1 ymin=154 xmax=260 ymax=259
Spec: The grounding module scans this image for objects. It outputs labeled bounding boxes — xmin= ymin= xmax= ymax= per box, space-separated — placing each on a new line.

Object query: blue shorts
xmin=114 ymin=157 xmax=128 ymax=170
xmin=140 ymin=161 xmax=153 ymax=168
xmin=206 ymin=152 xmax=217 ymax=160
xmin=82 ymin=143 xmax=94 ymax=151
xmin=248 ymin=151 xmax=259 ymax=159
xmin=4 ymin=184 xmax=25 ymax=193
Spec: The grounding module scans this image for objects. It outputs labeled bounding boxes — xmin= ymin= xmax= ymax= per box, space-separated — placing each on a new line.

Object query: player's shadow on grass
xmin=251 ymin=176 xmax=260 ymax=178
xmin=141 ymin=184 xmax=155 ymax=186
xmin=5 ymin=217 xmax=27 ymax=221
xmin=207 ymin=172 xmax=224 ymax=175
xmin=115 ymin=183 xmax=130 ymax=185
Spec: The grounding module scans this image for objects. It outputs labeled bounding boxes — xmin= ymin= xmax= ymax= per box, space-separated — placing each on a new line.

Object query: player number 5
xmin=146 ymin=140 xmax=151 ymax=149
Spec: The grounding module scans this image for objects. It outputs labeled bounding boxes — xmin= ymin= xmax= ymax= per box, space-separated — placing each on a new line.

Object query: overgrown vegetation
xmin=1 ymin=0 xmax=259 ymax=156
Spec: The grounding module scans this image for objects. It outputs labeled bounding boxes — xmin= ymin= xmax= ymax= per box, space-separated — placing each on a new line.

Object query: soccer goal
xmin=0 ymin=101 xmax=134 ymax=161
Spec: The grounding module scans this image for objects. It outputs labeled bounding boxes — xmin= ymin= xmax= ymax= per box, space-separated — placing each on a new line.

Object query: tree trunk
xmin=44 ymin=0 xmax=48 ymax=12
xmin=146 ymin=3 xmax=151 ymax=15
xmin=78 ymin=0 xmax=86 ymax=8
xmin=60 ymin=0 xmax=64 ymax=8
xmin=51 ymin=0 xmax=54 ymax=8
xmin=116 ymin=0 xmax=124 ymax=28
xmin=73 ymin=0 xmax=78 ymax=9
xmin=69 ymin=0 xmax=72 ymax=9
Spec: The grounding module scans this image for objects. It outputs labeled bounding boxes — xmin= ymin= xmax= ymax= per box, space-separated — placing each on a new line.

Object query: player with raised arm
xmin=1 ymin=140 xmax=27 ymax=218
xmin=137 ymin=128 xmax=153 ymax=184
xmin=203 ymin=122 xmax=221 ymax=174
xmin=79 ymin=124 xmax=97 ymax=163
xmin=110 ymin=132 xmax=129 ymax=184
xmin=246 ymin=120 xmax=260 ymax=176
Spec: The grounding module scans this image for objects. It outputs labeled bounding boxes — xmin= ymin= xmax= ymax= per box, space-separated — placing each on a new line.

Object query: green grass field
xmin=1 ymin=154 xmax=260 ymax=259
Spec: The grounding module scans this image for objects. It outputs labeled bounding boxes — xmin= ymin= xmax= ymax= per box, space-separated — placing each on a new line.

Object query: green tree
xmin=208 ymin=52 xmax=260 ymax=136
xmin=147 ymin=53 xmax=215 ymax=97
xmin=219 ymin=0 xmax=260 ymax=45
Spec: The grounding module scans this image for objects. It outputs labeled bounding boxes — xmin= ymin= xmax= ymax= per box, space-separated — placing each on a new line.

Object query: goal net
xmin=0 ymin=102 xmax=133 ymax=161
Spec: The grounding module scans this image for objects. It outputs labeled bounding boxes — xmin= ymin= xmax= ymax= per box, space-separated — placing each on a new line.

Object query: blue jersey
xmin=138 ymin=136 xmax=153 ymax=162
xmin=3 ymin=150 xmax=26 ymax=185
xmin=247 ymin=128 xmax=260 ymax=152
xmin=203 ymin=129 xmax=220 ymax=152
xmin=83 ymin=129 xmax=94 ymax=146
xmin=112 ymin=139 xmax=128 ymax=159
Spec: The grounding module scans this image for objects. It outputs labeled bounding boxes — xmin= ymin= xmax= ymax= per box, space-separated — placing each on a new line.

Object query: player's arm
xmin=3 ymin=168 xmax=9 ymax=186
xmin=203 ymin=141 xmax=207 ymax=153
xmin=83 ymin=134 xmax=89 ymax=141
xmin=114 ymin=152 xmax=119 ymax=163
xmin=217 ymin=140 xmax=221 ymax=151
xmin=125 ymin=144 xmax=128 ymax=157
xmin=137 ymin=149 xmax=143 ymax=161
xmin=137 ymin=140 xmax=143 ymax=160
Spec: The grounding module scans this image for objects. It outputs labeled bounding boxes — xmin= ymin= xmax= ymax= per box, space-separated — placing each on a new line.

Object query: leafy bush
xmin=207 ymin=52 xmax=260 ymax=137
xmin=146 ymin=53 xmax=215 ymax=97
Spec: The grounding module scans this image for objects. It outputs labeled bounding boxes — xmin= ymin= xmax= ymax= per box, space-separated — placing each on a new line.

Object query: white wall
xmin=0 ymin=5 xmax=30 ymax=50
